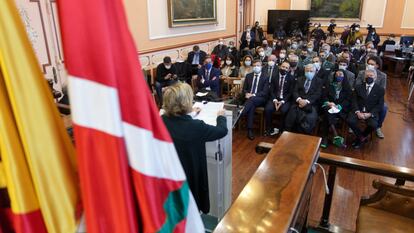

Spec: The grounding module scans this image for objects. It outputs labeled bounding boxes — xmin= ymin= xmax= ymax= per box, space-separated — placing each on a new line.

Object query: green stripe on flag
xmin=157 ymin=181 xmax=190 ymax=233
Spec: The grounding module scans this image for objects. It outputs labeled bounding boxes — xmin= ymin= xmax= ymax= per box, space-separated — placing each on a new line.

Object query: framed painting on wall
xmin=310 ymin=0 xmax=363 ymax=20
xmin=167 ymin=0 xmax=218 ymax=27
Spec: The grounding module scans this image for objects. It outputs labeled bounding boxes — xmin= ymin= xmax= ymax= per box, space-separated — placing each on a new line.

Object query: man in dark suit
xmin=288 ymin=54 xmax=304 ymax=81
xmin=347 ymin=69 xmax=385 ymax=149
xmin=254 ymin=47 xmax=268 ymax=65
xmin=285 ymin=63 xmax=323 ymax=134
xmin=264 ymin=61 xmax=295 ymax=136
xmin=212 ymin=38 xmax=229 ymax=59
xmin=155 ymin=56 xmax=177 ymax=106
xmin=355 ymin=56 xmax=387 ymax=139
xmin=187 ymin=45 xmax=207 ymax=75
xmin=241 ymin=60 xmax=269 ymax=140
xmin=262 ymin=54 xmax=278 ymax=84
xmin=240 ymin=25 xmax=255 ymax=50
xmin=197 ymin=56 xmax=221 ymax=96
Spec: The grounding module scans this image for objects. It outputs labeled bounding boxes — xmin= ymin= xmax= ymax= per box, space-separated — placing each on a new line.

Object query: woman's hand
xmin=192 ymin=107 xmax=201 ymax=114
xmin=217 ymin=109 xmax=225 ymax=116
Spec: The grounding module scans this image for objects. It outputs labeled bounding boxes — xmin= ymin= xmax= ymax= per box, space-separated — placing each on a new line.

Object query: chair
xmin=408 ymin=69 xmax=414 ymax=102
xmin=356 ymin=180 xmax=414 ymax=233
xmin=227 ymin=77 xmax=243 ymax=98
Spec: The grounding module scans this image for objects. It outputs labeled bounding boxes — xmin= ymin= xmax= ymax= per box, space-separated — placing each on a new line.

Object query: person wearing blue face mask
xmin=320 ymin=70 xmax=353 ymax=148
xmin=285 ymin=63 xmax=323 ymax=134
xmin=347 ymin=69 xmax=385 ymax=149
xmin=241 ymin=60 xmax=270 ymax=140
xmin=197 ymin=56 xmax=221 ymax=96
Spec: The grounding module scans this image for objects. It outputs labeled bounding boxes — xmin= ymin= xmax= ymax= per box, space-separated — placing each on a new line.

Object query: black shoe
xmin=247 ymin=130 xmax=255 ymax=140
xmin=321 ymin=138 xmax=328 ymax=148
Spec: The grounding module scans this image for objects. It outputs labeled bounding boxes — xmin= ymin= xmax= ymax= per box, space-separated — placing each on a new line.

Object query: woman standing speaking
xmin=162 ymin=82 xmax=228 ymax=214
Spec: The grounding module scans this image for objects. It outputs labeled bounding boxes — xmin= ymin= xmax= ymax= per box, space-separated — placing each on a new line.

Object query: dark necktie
xmin=304 ymin=79 xmax=311 ymax=93
xmin=366 ymin=85 xmax=371 ymax=96
xmin=205 ymin=69 xmax=210 ymax=80
xmin=251 ymin=74 xmax=258 ymax=94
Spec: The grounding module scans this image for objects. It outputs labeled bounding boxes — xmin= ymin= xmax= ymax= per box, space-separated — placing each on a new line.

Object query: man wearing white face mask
xmin=254 ymin=47 xmax=268 ymax=65
xmin=241 ymin=60 xmax=270 ymax=140
xmin=355 ymin=56 xmax=388 ymax=139
xmin=263 ymin=54 xmax=278 ymax=84
xmin=212 ymin=38 xmax=228 ymax=59
xmin=277 ymin=49 xmax=287 ymax=65
xmin=285 ymin=63 xmax=323 ymax=134
xmin=155 ymin=56 xmax=177 ymax=106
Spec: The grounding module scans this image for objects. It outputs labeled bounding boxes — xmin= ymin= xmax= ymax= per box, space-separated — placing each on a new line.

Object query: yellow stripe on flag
xmin=0 ymin=162 xmax=6 ymax=189
xmin=0 ymin=0 xmax=80 ymax=232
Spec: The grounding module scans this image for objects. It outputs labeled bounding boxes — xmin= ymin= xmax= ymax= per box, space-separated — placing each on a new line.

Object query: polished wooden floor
xmin=231 ymin=73 xmax=414 ymax=232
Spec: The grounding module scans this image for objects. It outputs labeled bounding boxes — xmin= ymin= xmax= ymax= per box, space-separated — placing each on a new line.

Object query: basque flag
xmin=57 ymin=0 xmax=204 ymax=232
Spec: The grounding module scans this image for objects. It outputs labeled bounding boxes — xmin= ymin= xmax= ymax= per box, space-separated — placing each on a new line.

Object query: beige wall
xmin=123 ymin=0 xmax=238 ymax=54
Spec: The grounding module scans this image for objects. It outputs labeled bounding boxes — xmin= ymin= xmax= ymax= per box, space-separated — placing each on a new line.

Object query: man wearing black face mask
xmin=264 ymin=61 xmax=295 ymax=136
xmin=347 ymin=69 xmax=385 ymax=149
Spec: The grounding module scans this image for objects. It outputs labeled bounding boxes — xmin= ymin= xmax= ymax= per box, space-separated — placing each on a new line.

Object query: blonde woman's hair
xmin=163 ymin=82 xmax=193 ymax=116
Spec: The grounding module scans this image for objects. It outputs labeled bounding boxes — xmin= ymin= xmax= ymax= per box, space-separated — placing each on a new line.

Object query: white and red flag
xmin=57 ymin=0 xmax=204 ymax=232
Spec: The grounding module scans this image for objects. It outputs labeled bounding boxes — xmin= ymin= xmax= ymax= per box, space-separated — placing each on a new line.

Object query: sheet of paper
xmin=192 ymin=102 xmax=224 ymax=126
xmin=195 ymin=92 xmax=208 ymax=97
xmin=328 ymin=106 xmax=341 ymax=114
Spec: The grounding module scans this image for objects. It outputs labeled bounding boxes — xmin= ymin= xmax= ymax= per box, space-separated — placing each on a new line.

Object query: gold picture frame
xmin=310 ymin=0 xmax=364 ymax=21
xmin=167 ymin=0 xmax=218 ymax=28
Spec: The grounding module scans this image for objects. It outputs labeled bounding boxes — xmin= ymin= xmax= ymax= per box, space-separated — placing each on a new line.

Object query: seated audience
xmin=212 ymin=38 xmax=229 ymax=60
xmin=174 ymin=57 xmax=192 ymax=84
xmin=262 ymin=40 xmax=273 ymax=57
xmin=277 ymin=49 xmax=288 ymax=65
xmin=306 ymin=42 xmax=318 ymax=58
xmin=355 ymin=56 xmax=387 ymax=138
xmin=285 ymin=64 xmax=323 ymax=134
xmin=187 ymin=45 xmax=207 ymax=75
xmin=162 ymin=82 xmax=228 ymax=214
xmin=254 ymin=46 xmax=268 ymax=64
xmin=321 ymin=43 xmax=336 ymax=63
xmin=347 ymin=69 xmax=385 ymax=149
xmin=264 ymin=61 xmax=295 ymax=136
xmin=241 ymin=60 xmax=269 ymax=140
xmin=288 ymin=54 xmax=304 ymax=81
xmin=221 ymin=55 xmax=239 ymax=78
xmin=312 ymin=56 xmax=329 ymax=82
xmin=320 ymin=70 xmax=353 ymax=148
xmin=155 ymin=56 xmax=177 ymax=106
xmin=227 ymin=41 xmax=240 ymax=65
xmin=197 ymin=56 xmax=221 ymax=96
xmin=319 ymin=50 xmax=335 ymax=71
xmin=328 ymin=58 xmax=356 ymax=89
xmin=239 ymin=55 xmax=254 ymax=79
xmin=331 ymin=39 xmax=342 ymax=55
xmin=240 ymin=25 xmax=255 ymax=50
xmin=341 ymin=51 xmax=358 ymax=75
xmin=263 ymin=54 xmax=278 ymax=84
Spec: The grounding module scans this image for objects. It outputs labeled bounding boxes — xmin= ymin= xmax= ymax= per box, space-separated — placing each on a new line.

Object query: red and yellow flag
xmin=0 ymin=0 xmax=80 ymax=232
